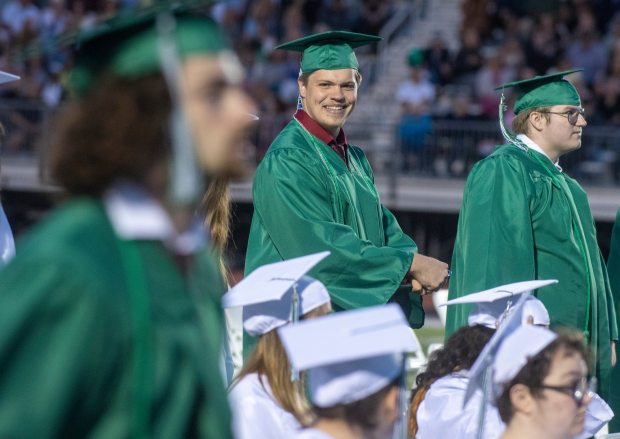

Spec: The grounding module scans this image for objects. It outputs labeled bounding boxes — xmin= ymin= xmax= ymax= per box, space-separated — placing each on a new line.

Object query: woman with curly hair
xmin=409 ymin=324 xmax=501 ymax=438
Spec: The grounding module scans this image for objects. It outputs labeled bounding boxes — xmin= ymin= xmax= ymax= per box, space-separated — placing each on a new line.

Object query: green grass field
xmin=414 ymin=324 xmax=445 ymax=355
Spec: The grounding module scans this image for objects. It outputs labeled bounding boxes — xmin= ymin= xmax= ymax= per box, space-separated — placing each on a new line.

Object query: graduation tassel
xmin=290 ymin=282 xmax=300 ymax=382
xmin=475 ymin=360 xmax=492 ymax=439
xmin=498 ymin=91 xmax=528 ymax=152
xmin=392 ymin=355 xmax=410 ymax=439
xmin=156 ymin=13 xmax=204 ymax=207
xmin=296 ymin=68 xmax=304 ymax=111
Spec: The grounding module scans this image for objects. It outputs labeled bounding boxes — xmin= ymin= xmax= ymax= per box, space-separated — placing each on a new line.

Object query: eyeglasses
xmin=539 ymin=376 xmax=596 ymax=406
xmin=538 ymin=107 xmax=586 ymax=126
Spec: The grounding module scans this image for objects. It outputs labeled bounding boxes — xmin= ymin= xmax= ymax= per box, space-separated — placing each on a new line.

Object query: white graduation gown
xmin=415 ymin=372 xmax=611 ymax=439
xmin=576 ymin=392 xmax=614 ymax=439
xmin=229 ymin=372 xmax=302 ymax=439
xmin=415 ymin=372 xmax=504 ymax=439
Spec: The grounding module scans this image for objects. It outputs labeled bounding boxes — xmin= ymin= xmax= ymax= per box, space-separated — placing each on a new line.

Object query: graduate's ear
xmin=529 ymin=110 xmax=547 ymax=132
xmin=509 ymin=383 xmax=536 ymax=415
xmin=298 ymin=78 xmax=307 ymax=99
xmin=355 ymin=70 xmax=363 ymax=87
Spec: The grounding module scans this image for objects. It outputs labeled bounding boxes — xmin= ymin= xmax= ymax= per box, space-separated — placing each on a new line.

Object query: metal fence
xmin=252 ymin=115 xmax=620 ymax=185
xmin=2 ymin=99 xmax=620 ymax=192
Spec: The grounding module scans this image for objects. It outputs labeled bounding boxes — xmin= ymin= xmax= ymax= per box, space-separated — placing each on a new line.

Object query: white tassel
xmin=498 ymin=91 xmax=528 ymax=152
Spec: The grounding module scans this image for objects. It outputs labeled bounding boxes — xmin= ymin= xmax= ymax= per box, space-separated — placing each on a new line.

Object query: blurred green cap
xmin=69 ymin=2 xmax=228 ymax=96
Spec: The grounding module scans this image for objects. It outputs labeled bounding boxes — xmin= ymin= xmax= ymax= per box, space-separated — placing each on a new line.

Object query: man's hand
xmin=612 ymin=340 xmax=616 ymax=367
xmin=410 ymin=253 xmax=450 ymax=295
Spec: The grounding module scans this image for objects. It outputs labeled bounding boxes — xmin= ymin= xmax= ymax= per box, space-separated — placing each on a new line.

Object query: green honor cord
xmin=116 ymin=238 xmax=153 ymax=439
xmin=296 ymin=119 xmax=384 ymax=242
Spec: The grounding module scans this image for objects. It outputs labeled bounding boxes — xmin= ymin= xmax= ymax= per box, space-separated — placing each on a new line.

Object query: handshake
xmin=409 ymin=253 xmax=451 ymax=296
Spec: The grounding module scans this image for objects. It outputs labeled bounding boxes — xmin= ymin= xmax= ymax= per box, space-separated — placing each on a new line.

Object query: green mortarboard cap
xmin=275 ymin=30 xmax=381 ymax=74
xmin=70 ymin=4 xmax=228 ymax=96
xmin=407 ymin=48 xmax=424 ymax=67
xmin=495 ymin=69 xmax=583 ymax=115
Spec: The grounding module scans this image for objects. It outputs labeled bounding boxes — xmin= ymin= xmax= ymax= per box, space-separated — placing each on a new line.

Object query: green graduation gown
xmin=245 ymin=118 xmax=422 ymax=328
xmin=0 ymin=198 xmax=232 ymax=439
xmin=607 ymin=207 xmax=620 ymax=431
xmin=446 ymin=144 xmax=617 ymax=400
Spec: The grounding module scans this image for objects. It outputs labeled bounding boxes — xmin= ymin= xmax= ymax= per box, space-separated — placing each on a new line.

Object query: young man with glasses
xmin=446 ymin=70 xmax=618 ymax=409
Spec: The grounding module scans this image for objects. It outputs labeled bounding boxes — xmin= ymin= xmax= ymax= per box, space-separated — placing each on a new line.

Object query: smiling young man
xmin=245 ymin=31 xmax=449 ymax=333
xmin=446 ymin=70 xmax=617 ymax=406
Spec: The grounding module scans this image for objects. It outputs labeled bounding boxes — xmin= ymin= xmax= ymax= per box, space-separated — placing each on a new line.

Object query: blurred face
xmin=378 ymin=385 xmax=400 ymax=438
xmin=531 ymin=348 xmax=590 ymax=438
xmin=179 ymin=51 xmax=256 ymax=178
xmin=535 ymin=105 xmax=587 ymax=157
xmin=299 ymin=68 xmax=358 ymax=138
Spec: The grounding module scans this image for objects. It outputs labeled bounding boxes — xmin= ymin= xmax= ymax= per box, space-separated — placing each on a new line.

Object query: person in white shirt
xmin=227 ymin=275 xmax=332 ymax=439
xmin=278 ymin=304 xmax=419 ymax=439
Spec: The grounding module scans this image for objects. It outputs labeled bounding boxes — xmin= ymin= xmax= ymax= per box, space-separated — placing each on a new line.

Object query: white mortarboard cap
xmin=442 ymin=279 xmax=557 ymax=329
xmin=522 ymin=296 xmax=550 ymax=326
xmin=221 ymin=251 xmax=331 ymax=336
xmin=241 ymin=275 xmax=331 ymax=336
xmin=222 ymin=251 xmax=329 ymax=308
xmin=464 ymin=291 xmax=538 ymax=405
xmin=493 ymin=325 xmax=557 ymax=389
xmin=278 ymin=304 xmax=420 ymax=407
xmin=578 ymin=393 xmax=614 ymax=439
xmin=0 ymin=71 xmax=19 ymax=85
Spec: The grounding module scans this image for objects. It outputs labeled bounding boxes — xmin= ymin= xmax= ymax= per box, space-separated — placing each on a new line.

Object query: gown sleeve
xmin=252 ymin=147 xmax=414 ymax=311
xmin=608 ymin=208 xmax=620 ymax=340
xmin=446 ymin=154 xmax=536 ymax=336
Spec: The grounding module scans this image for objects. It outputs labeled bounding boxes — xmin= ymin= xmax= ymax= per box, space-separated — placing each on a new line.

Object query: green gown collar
xmin=103 ymin=181 xmax=208 ymax=253
xmin=515 ymin=134 xmax=563 ymax=173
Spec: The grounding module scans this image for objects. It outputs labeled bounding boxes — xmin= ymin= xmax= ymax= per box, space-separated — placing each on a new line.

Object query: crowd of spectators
xmin=433 ymin=0 xmax=620 ymax=123
xmin=0 ymin=0 xmax=393 ymax=155
xmin=1 ymin=0 xmax=620 ymax=181
xmin=395 ymin=0 xmax=620 ymax=180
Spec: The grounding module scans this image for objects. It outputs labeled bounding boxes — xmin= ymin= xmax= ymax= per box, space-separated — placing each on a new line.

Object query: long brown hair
xmin=49 ymin=73 xmax=171 ymax=196
xmin=201 ymin=176 xmax=231 ymax=278
xmin=232 ymin=304 xmax=330 ymax=426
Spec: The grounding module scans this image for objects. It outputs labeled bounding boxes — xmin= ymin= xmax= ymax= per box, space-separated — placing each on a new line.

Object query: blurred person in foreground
xmin=446 ymin=70 xmax=618 ymax=405
xmin=0 ymin=4 xmax=256 ymax=437
xmin=279 ymin=304 xmax=418 ymax=439
xmin=245 ymin=31 xmax=449 ymax=337
xmin=227 ymin=274 xmax=332 ymax=439
xmin=0 ymin=71 xmax=20 ymax=266
xmin=495 ymin=328 xmax=595 ymax=439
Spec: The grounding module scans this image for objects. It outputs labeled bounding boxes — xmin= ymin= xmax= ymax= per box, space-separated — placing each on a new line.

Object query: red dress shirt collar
xmin=294 ymin=109 xmax=349 ymax=163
